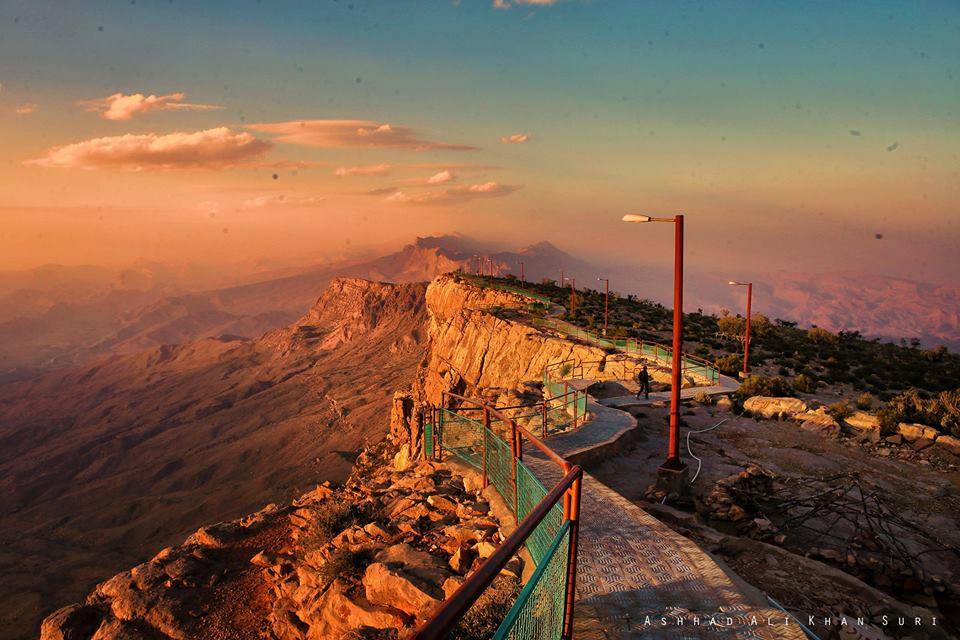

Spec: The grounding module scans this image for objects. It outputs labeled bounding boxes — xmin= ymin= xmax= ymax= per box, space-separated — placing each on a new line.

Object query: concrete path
xmin=598 ymin=374 xmax=740 ymax=410
xmin=525 ymin=394 xmax=806 ymax=639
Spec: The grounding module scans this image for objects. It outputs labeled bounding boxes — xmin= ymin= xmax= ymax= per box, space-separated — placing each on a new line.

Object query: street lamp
xmin=564 ymin=277 xmax=576 ymax=314
xmin=728 ymin=280 xmax=753 ymax=377
xmin=597 ymin=277 xmax=609 ymax=336
xmin=622 ymin=213 xmax=687 ymax=489
xmin=520 ymin=261 xmax=525 ymax=283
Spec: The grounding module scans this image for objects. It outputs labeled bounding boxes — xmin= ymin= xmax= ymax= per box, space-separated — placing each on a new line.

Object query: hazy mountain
xmin=0 ymin=278 xmax=429 ymax=638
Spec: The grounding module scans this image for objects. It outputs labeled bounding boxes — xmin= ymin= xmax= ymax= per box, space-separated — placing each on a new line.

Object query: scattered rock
xmin=843 ymin=411 xmax=880 ymax=435
xmin=743 ymin=396 xmax=808 ymax=419
xmin=795 ymin=407 xmax=841 ymax=438
xmin=934 ymin=434 xmax=960 ymax=457
xmin=363 ymin=562 xmax=442 ymax=618
xmin=897 ymin=422 xmax=940 ymax=442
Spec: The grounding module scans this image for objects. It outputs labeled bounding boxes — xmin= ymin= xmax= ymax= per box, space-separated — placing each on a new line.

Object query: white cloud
xmin=247 ymin=119 xmax=477 ymax=151
xmin=240 ymin=194 xmax=325 ymax=209
xmin=16 ymin=103 xmax=37 ymax=115
xmin=385 ymin=181 xmax=521 ymax=206
xmin=81 ymin=92 xmax=223 ymax=121
xmin=28 ymin=127 xmax=271 ymax=170
xmin=500 ymin=133 xmax=532 ymax=144
xmin=426 ymin=170 xmax=456 ymax=184
xmin=334 ymin=163 xmax=392 ymax=177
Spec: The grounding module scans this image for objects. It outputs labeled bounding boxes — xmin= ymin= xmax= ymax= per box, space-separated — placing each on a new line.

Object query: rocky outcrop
xmin=743 ymin=396 xmax=808 ymax=420
xmin=419 ymin=274 xmax=605 ymax=408
xmin=38 ymin=439 xmax=518 ymax=640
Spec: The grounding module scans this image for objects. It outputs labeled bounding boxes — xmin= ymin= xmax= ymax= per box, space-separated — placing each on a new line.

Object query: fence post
xmin=562 ymin=471 xmax=583 ymax=640
xmin=482 ymin=406 xmax=490 ymax=489
xmin=510 ymin=420 xmax=519 ymax=523
xmin=573 ymin=390 xmax=579 ymax=427
xmin=542 ymin=395 xmax=548 ymax=438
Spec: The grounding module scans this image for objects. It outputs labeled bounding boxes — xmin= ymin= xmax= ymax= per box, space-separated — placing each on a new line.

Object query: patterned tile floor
xmin=525 ymin=393 xmax=808 ymax=639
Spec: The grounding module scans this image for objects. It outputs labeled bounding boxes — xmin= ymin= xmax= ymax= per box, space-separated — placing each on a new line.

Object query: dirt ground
xmin=591 ymin=402 xmax=960 ymax=638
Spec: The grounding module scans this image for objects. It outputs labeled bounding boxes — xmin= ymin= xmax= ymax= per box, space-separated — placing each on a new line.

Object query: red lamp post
xmin=564 ymin=277 xmax=576 ymax=314
xmin=623 ymin=213 xmax=688 ymax=488
xmin=520 ymin=261 xmax=525 ymax=283
xmin=728 ymin=281 xmax=753 ymax=377
xmin=597 ymin=277 xmax=609 ymax=336
xmin=559 ymin=268 xmax=564 ymax=289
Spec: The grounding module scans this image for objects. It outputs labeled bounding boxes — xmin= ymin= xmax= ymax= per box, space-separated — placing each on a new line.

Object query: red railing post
xmin=562 ymin=471 xmax=582 ymax=640
xmin=542 ymin=395 xmax=548 ymax=438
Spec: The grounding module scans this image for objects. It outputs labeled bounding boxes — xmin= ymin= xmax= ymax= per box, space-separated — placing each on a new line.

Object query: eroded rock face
xmin=420 ymin=274 xmax=605 ymax=406
xmin=743 ymin=396 xmax=808 ymax=420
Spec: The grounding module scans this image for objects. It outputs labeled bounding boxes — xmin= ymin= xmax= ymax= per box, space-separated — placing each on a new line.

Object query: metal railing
xmin=535 ymin=317 xmax=719 ymax=384
xmin=415 ymin=391 xmax=583 ymax=640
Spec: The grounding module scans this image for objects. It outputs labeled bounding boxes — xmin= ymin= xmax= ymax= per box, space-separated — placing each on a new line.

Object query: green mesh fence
xmin=436 ymin=404 xmax=572 ymax=640
xmin=493 ymin=522 xmax=571 ymax=640
xmin=424 ymin=422 xmax=434 ymax=459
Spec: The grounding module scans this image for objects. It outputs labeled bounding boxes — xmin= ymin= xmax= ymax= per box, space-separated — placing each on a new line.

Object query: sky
xmin=1 ymin=0 xmax=958 ymax=283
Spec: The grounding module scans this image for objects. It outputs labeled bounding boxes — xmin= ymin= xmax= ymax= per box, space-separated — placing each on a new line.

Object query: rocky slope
xmin=1 ymin=279 xmax=429 ymax=639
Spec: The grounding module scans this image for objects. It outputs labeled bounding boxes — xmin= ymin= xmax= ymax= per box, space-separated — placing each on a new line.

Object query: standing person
xmin=636 ymin=365 xmax=650 ymax=399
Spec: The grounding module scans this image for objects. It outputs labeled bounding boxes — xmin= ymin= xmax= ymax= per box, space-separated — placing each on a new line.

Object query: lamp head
xmin=622 ymin=214 xmax=652 ymax=223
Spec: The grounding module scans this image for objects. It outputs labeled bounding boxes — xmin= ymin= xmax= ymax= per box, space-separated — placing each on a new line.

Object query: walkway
xmin=525 ymin=397 xmax=806 ymax=639
xmin=598 ymin=375 xmax=740 ymax=410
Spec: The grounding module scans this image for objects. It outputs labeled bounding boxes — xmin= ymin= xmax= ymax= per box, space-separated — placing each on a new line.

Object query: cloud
xmin=500 ymin=133 xmax=532 ymax=144
xmin=239 ymin=194 xmax=325 ymax=209
xmin=15 ymin=103 xmax=37 ymax=115
xmin=494 ymin=0 xmax=558 ymax=8
xmin=246 ymin=120 xmax=477 ymax=151
xmin=81 ymin=92 xmax=223 ymax=121
xmin=334 ymin=163 xmax=391 ymax=177
xmin=385 ymin=181 xmax=521 ymax=206
xmin=427 ymin=170 xmax=456 ymax=184
xmin=28 ymin=127 xmax=272 ymax=170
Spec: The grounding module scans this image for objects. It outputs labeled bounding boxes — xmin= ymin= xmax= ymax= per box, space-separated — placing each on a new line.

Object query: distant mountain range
xmin=1 ymin=235 xmax=956 ymax=382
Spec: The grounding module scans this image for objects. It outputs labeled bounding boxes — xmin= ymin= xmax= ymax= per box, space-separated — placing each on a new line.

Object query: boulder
xmin=393 ymin=443 xmax=413 ymax=472
xmin=715 ymin=395 xmax=733 ymax=411
xmin=935 ymin=434 xmax=960 ymax=457
xmin=40 ymin=604 xmax=104 ymax=640
xmin=300 ymin=580 xmax=403 ymax=637
xmin=843 ymin=411 xmax=880 ymax=435
xmin=743 ymin=396 xmax=808 ymax=419
xmin=795 ymin=408 xmax=841 ymax=438
xmin=375 ymin=543 xmax=449 ymax=585
xmin=184 ymin=521 xmax=242 ymax=547
xmin=363 ymin=562 xmax=442 ymax=618
xmin=897 ymin=423 xmax=940 ymax=442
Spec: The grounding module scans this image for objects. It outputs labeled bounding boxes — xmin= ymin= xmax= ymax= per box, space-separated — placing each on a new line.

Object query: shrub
xmin=735 ymin=375 xmax=793 ymax=400
xmin=792 ymin=374 xmax=817 ymax=393
xmin=807 ymin=327 xmax=839 ymax=345
xmin=694 ymin=391 xmax=714 ymax=405
xmin=826 ymin=400 xmax=854 ymax=421
xmin=318 ymin=547 xmax=375 ymax=587
xmin=716 ymin=353 xmax=742 ymax=377
xmin=876 ymin=387 xmax=960 ymax=437
xmin=855 ymin=392 xmax=874 ymax=410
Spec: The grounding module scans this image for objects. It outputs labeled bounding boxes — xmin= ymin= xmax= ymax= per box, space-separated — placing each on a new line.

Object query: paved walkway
xmin=525 ymin=390 xmax=806 ymax=639
xmin=598 ymin=374 xmax=740 ymax=410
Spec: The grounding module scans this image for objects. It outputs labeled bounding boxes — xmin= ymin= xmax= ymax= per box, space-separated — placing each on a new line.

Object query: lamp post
xmin=622 ymin=213 xmax=688 ymax=490
xmin=559 ymin=268 xmax=564 ymax=289
xmin=597 ymin=277 xmax=609 ymax=336
xmin=564 ymin=277 xmax=576 ymax=314
xmin=728 ymin=281 xmax=753 ymax=377
xmin=520 ymin=261 xmax=525 ymax=283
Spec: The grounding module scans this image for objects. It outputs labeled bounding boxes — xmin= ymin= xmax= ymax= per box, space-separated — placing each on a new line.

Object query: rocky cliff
xmin=34 ymin=274 xmax=602 ymax=640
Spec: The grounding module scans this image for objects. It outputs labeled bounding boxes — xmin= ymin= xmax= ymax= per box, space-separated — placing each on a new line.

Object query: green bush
xmin=735 ymin=375 xmax=793 ymax=401
xmin=827 ymin=400 xmax=854 ymax=421
xmin=716 ymin=353 xmax=742 ymax=377
xmin=792 ymin=374 xmax=817 ymax=393
xmin=855 ymin=392 xmax=874 ymax=410
xmin=876 ymin=387 xmax=960 ymax=437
